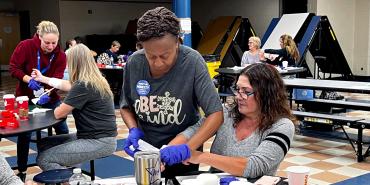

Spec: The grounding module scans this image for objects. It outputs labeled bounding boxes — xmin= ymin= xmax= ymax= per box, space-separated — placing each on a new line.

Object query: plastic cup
xmin=16 ymin=96 xmax=29 ymax=120
xmin=196 ymin=174 xmax=219 ymax=185
xmin=3 ymin=94 xmax=15 ymax=111
xmin=181 ymin=179 xmax=203 ymax=185
xmin=282 ymin=61 xmax=288 ymax=68
xmin=286 ymin=166 xmax=310 ymax=185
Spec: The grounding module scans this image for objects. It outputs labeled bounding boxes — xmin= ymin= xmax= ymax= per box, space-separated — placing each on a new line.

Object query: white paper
xmin=129 ymin=139 xmax=159 ymax=152
xmin=228 ymin=66 xmax=245 ymax=70
xmin=179 ymin=18 xmax=192 ymax=34
xmin=29 ymin=108 xmax=52 ymax=114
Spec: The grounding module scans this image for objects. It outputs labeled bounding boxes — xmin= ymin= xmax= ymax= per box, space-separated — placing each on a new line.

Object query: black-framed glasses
xmin=230 ymin=86 xmax=254 ymax=99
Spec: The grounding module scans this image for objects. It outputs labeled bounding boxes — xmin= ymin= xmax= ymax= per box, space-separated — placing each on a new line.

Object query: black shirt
xmin=105 ymin=49 xmax=118 ymax=64
xmin=64 ymin=81 xmax=117 ymax=139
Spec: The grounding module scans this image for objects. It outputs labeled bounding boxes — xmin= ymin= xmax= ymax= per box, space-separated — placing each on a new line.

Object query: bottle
xmin=110 ymin=56 xmax=114 ymax=66
xmin=69 ymin=168 xmax=88 ymax=185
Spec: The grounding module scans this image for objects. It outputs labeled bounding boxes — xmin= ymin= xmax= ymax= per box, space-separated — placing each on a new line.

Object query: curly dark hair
xmin=230 ymin=63 xmax=296 ymax=133
xmin=137 ymin=7 xmax=180 ymax=42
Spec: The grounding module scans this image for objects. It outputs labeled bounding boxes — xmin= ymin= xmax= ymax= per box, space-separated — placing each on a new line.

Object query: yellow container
xmin=206 ymin=61 xmax=221 ymax=78
xmin=203 ymin=54 xmax=221 ymax=79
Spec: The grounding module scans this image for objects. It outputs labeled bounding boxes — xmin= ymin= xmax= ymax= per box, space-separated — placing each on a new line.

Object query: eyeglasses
xmin=230 ymin=86 xmax=254 ymax=99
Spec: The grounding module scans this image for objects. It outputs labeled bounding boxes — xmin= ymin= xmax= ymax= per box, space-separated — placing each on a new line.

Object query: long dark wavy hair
xmin=137 ymin=7 xmax=180 ymax=42
xmin=230 ymin=63 xmax=296 ymax=133
xmin=280 ymin=34 xmax=299 ymax=61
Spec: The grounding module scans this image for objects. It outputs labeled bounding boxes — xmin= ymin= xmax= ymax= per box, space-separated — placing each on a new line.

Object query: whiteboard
xmin=262 ymin=13 xmax=310 ymax=49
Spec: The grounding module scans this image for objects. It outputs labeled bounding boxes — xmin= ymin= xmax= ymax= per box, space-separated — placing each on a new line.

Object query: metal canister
xmin=134 ymin=151 xmax=161 ymax=185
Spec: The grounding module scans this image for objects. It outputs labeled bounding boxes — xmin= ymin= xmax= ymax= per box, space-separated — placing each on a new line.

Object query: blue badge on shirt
xmin=136 ymin=80 xmax=150 ymax=96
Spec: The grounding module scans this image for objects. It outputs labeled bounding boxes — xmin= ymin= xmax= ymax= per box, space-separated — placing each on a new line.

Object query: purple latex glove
xmin=123 ymin=128 xmax=144 ymax=157
xmin=160 ymin=144 xmax=191 ymax=166
xmin=220 ymin=176 xmax=239 ymax=185
xmin=28 ymin=79 xmax=41 ymax=91
xmin=37 ymin=94 xmax=50 ymax=105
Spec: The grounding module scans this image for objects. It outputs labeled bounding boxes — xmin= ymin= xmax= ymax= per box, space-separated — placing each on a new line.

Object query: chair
xmin=82 ymin=159 xmax=98 ymax=181
xmin=33 ymin=157 xmax=101 ymax=184
xmin=33 ymin=168 xmax=73 ymax=185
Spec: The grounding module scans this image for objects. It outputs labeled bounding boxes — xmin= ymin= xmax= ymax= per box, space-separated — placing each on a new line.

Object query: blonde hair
xmin=112 ymin=40 xmax=121 ymax=47
xmin=280 ymin=34 xmax=299 ymax=61
xmin=36 ymin=21 xmax=59 ymax=37
xmin=67 ymin=44 xmax=113 ymax=99
xmin=249 ymin=36 xmax=261 ymax=49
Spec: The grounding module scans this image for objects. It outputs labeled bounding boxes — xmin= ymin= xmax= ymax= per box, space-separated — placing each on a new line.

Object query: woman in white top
xmin=240 ymin=36 xmax=262 ymax=67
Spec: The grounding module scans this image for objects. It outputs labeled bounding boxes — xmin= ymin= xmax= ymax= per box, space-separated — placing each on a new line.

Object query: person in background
xmin=240 ymin=36 xmax=262 ymax=66
xmin=73 ymin=36 xmax=83 ymax=44
xmin=63 ymin=38 xmax=77 ymax=80
xmin=9 ymin=20 xmax=69 ymax=181
xmin=32 ymin=44 xmax=117 ymax=171
xmin=135 ymin=41 xmax=143 ymax=51
xmin=105 ymin=40 xmax=121 ymax=64
xmin=183 ymin=63 xmax=295 ymax=178
xmin=74 ymin=36 xmax=97 ymax=57
xmin=0 ymin=154 xmax=36 ymax=185
xmin=65 ymin=39 xmax=76 ymax=52
xmin=64 ymin=39 xmax=76 ymax=55
xmin=261 ymin=34 xmax=299 ymax=67
xmin=120 ymin=7 xmax=223 ymax=177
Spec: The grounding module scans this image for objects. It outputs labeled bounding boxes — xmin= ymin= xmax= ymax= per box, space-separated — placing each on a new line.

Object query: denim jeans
xmin=17 ymin=100 xmax=69 ymax=172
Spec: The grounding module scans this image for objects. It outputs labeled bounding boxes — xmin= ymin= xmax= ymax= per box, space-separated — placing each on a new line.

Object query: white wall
xmin=353 ymin=0 xmax=370 ymax=76
xmin=59 ymin=1 xmax=171 ymax=47
xmin=312 ymin=0 xmax=370 ymax=76
xmin=192 ymin=0 xmax=280 ymax=37
xmin=316 ymin=0 xmax=355 ymax=75
xmin=14 ymin=0 xmax=60 ymax=35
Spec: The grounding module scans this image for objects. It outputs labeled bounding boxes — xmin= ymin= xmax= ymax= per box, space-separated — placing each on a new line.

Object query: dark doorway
xmin=282 ymin=0 xmax=307 ymax=14
xmin=19 ymin=11 xmax=30 ymax=40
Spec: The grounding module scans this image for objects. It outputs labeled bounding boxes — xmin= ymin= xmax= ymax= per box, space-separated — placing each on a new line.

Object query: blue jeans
xmin=17 ymin=100 xmax=69 ymax=172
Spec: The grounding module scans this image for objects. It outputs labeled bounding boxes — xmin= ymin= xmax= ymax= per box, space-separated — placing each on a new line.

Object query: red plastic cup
xmin=3 ymin=94 xmax=15 ymax=111
xmin=16 ymin=96 xmax=29 ymax=120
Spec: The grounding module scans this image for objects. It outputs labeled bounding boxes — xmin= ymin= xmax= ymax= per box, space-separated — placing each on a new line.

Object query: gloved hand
xmin=37 ymin=94 xmax=50 ymax=105
xmin=160 ymin=144 xmax=191 ymax=166
xmin=28 ymin=79 xmax=41 ymax=91
xmin=220 ymin=176 xmax=239 ymax=185
xmin=123 ymin=127 xmax=144 ymax=157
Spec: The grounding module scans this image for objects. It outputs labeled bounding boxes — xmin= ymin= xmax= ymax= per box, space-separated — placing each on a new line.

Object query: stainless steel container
xmin=134 ymin=151 xmax=161 ymax=185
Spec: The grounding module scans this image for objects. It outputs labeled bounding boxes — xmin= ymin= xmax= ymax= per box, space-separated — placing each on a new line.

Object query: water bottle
xmin=110 ymin=56 xmax=114 ymax=66
xmin=69 ymin=168 xmax=88 ymax=185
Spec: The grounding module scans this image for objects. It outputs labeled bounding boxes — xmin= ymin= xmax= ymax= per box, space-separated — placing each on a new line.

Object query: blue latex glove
xmin=160 ymin=144 xmax=191 ymax=166
xmin=220 ymin=176 xmax=239 ymax=185
xmin=28 ymin=79 xmax=41 ymax=91
xmin=123 ymin=128 xmax=144 ymax=157
xmin=37 ymin=94 xmax=50 ymax=105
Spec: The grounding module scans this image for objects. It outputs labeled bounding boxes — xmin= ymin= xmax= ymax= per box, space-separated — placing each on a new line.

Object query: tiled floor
xmin=1 ymin=73 xmax=369 ymax=184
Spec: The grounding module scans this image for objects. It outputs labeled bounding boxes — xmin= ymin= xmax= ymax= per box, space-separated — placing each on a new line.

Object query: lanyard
xmin=37 ymin=50 xmax=55 ymax=74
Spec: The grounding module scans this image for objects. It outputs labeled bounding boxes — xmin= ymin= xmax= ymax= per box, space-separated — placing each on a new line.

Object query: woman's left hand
xmin=31 ymin=69 xmax=45 ymax=83
xmin=186 ymin=150 xmax=202 ymax=164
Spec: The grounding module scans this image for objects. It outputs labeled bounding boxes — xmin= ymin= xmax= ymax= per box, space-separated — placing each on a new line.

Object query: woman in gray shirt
xmin=240 ymin=36 xmax=262 ymax=66
xmin=183 ymin=63 xmax=296 ymax=178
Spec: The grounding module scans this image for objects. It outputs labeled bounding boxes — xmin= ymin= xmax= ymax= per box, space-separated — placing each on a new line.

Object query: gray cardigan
xmin=0 ymin=154 xmax=23 ymax=185
xmin=181 ymin=108 xmax=295 ymax=178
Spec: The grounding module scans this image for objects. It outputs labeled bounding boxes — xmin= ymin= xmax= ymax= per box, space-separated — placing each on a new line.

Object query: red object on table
xmin=0 ymin=120 xmax=6 ymax=127
xmin=3 ymin=94 xmax=15 ymax=111
xmin=0 ymin=110 xmax=20 ymax=128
